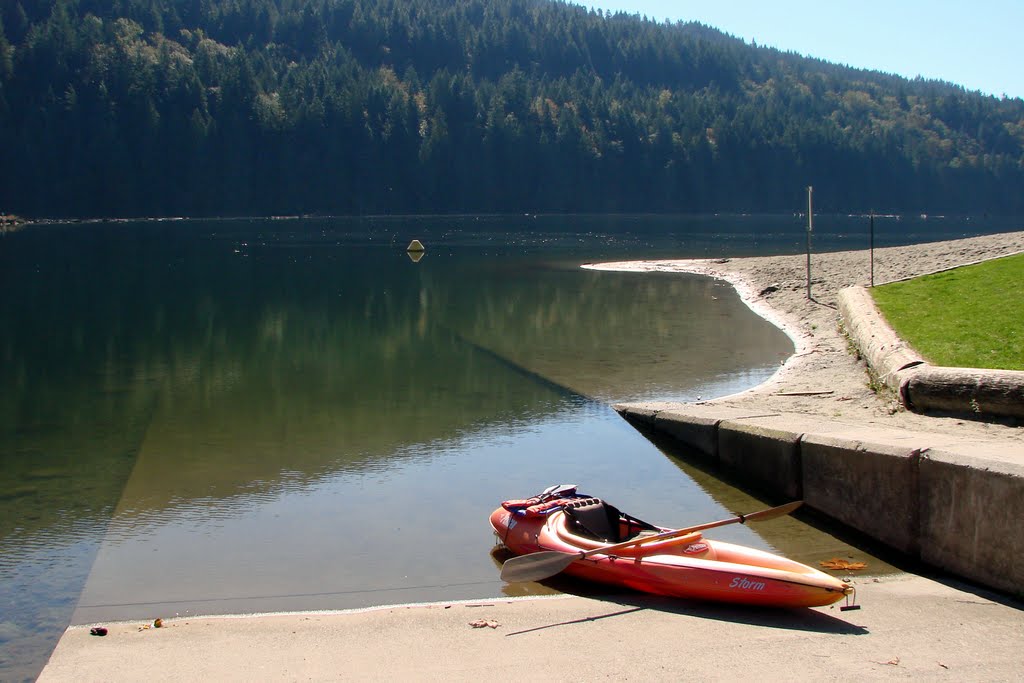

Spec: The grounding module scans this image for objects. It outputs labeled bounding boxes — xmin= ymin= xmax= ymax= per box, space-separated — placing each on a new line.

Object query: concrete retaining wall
xmin=919 ymin=451 xmax=1024 ymax=596
xmin=652 ymin=411 xmax=720 ymax=461
xmin=800 ymin=435 xmax=920 ymax=556
xmin=718 ymin=421 xmax=802 ymax=500
xmin=615 ymin=402 xmax=1024 ymax=597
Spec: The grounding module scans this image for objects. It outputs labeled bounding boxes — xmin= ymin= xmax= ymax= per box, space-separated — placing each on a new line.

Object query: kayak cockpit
xmin=552 ymin=499 xmax=714 ymax=559
xmin=561 ymin=497 xmax=657 ymax=542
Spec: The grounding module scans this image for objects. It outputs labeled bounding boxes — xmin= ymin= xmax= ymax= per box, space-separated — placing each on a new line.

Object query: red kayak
xmin=490 ymin=486 xmax=855 ymax=609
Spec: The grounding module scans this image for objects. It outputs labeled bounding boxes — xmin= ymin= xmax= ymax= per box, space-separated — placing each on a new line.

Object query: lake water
xmin=1 ymin=213 xmax=1016 ymax=680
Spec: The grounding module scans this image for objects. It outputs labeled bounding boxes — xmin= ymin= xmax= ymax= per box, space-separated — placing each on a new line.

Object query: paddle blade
xmin=741 ymin=500 xmax=802 ymax=523
xmin=500 ymin=550 xmax=583 ymax=583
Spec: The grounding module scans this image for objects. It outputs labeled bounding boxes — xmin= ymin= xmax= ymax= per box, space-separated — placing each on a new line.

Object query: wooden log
xmin=902 ymin=367 xmax=1024 ymax=418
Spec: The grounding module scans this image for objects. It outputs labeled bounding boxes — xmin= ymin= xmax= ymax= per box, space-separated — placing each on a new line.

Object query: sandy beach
xmin=586 ymin=229 xmax=1024 ymax=444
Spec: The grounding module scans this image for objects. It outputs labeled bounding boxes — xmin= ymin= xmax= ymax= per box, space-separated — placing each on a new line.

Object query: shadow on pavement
xmin=489 ymin=546 xmax=867 ymax=636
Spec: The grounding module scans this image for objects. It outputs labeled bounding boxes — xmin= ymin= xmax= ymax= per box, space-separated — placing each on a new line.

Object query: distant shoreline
xmin=10 ymin=211 xmax=1024 ymax=224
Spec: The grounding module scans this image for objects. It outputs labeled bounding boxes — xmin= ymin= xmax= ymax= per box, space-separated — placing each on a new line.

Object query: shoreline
xmin=586 ymin=256 xmax=814 ymax=398
xmin=586 ymin=229 xmax=1024 ymax=442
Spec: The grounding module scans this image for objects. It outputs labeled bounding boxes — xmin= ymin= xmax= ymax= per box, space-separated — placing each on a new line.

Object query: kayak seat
xmin=563 ymin=499 xmax=625 ymax=543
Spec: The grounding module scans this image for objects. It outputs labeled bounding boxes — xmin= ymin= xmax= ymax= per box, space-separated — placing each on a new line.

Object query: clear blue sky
xmin=582 ymin=1 xmax=1024 ymax=100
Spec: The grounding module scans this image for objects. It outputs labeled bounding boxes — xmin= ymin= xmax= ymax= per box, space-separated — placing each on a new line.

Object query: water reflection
xmin=440 ymin=264 xmax=786 ymax=402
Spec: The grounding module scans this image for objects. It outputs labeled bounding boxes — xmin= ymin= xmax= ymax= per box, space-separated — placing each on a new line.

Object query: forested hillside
xmin=2 ymin=0 xmax=1023 ymax=217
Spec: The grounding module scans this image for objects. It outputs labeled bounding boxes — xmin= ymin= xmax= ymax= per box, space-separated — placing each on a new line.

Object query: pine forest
xmin=2 ymin=0 xmax=1023 ymax=217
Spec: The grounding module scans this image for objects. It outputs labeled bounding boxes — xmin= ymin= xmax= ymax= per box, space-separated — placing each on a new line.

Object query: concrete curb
xmin=615 ymin=402 xmax=1024 ymax=596
xmin=837 ymin=285 xmax=1024 ymax=419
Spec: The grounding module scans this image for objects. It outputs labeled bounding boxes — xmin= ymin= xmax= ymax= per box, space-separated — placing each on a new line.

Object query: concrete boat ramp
xmin=37 ymin=576 xmax=1024 ymax=681
xmin=39 ymin=402 xmax=1024 ymax=681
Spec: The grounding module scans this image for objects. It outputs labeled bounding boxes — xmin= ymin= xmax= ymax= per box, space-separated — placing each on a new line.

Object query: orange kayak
xmin=490 ymin=489 xmax=854 ymax=609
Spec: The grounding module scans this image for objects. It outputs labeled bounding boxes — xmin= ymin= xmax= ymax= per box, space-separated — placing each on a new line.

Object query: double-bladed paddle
xmin=499 ymin=500 xmax=803 ymax=583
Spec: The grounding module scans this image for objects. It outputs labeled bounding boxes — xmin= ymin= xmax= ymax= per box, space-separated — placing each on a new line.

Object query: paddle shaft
xmin=587 ymin=500 xmax=803 ymax=559
xmin=499 ymin=500 xmax=803 ymax=583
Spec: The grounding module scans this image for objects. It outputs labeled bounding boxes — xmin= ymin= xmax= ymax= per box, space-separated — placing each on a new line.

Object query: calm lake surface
xmin=1 ymin=213 xmax=1016 ymax=680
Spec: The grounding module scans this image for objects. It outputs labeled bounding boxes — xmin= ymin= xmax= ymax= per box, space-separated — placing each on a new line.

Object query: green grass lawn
xmin=870 ymin=252 xmax=1023 ymax=371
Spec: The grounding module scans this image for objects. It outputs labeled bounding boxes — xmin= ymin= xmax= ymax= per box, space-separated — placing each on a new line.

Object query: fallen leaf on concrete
xmin=820 ymin=558 xmax=867 ymax=570
xmin=468 ymin=619 xmax=499 ymax=629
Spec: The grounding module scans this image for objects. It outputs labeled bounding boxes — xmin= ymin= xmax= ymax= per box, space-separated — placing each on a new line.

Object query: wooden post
xmin=806 ymin=186 xmax=813 ymax=299
xmin=869 ymin=211 xmax=875 ymax=287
